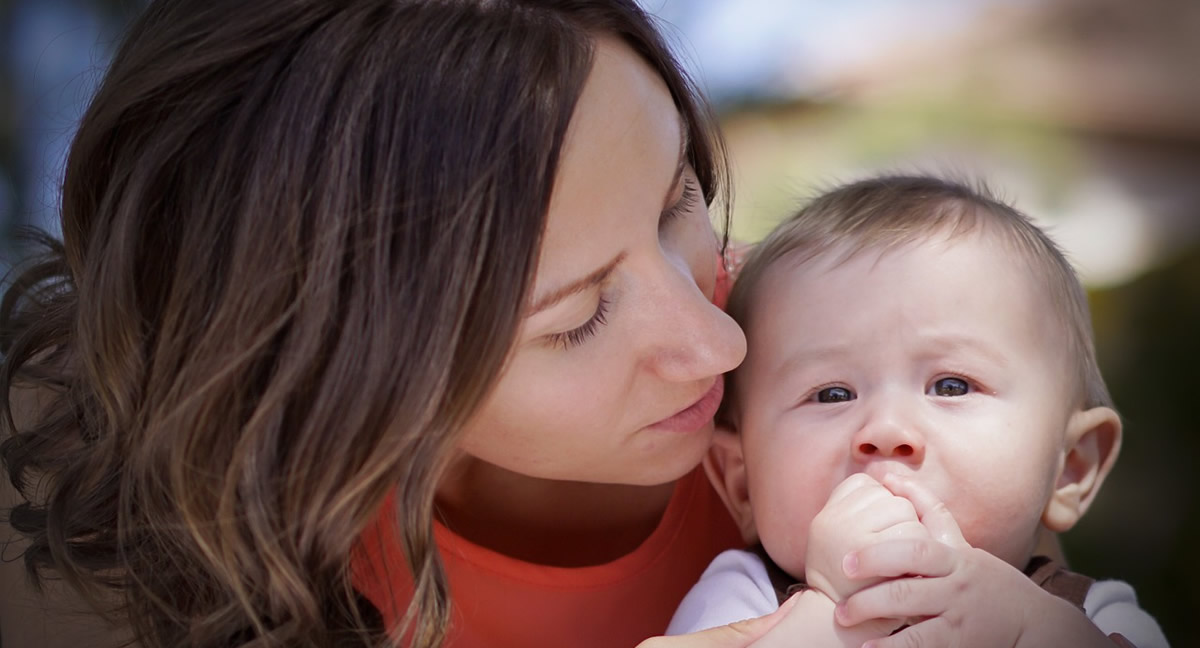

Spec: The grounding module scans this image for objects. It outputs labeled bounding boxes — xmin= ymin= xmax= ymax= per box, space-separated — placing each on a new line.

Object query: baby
xmin=669 ymin=176 xmax=1168 ymax=647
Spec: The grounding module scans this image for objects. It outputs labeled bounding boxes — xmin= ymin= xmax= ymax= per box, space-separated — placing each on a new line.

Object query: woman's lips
xmin=650 ymin=375 xmax=725 ymax=433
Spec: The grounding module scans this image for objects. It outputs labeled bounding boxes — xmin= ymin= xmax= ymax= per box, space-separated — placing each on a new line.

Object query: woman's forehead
xmin=535 ymin=37 xmax=683 ymax=286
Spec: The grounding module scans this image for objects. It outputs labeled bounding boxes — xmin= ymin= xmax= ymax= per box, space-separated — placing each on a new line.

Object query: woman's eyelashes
xmin=545 ymin=295 xmax=612 ymax=350
xmin=659 ymin=176 xmax=700 ymax=230
xmin=543 ymin=173 xmax=700 ymax=352
xmin=545 ymin=176 xmax=697 ymax=351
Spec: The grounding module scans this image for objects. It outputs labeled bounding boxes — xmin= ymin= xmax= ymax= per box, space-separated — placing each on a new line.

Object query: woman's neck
xmin=434 ymin=456 xmax=678 ymax=567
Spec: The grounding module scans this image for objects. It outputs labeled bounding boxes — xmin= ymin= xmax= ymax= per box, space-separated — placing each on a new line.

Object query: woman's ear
xmin=704 ymin=425 xmax=757 ymax=544
xmin=1043 ymin=406 xmax=1122 ymax=532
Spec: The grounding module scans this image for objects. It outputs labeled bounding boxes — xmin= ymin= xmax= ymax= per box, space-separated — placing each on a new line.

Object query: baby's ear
xmin=704 ymin=425 xmax=757 ymax=544
xmin=1043 ymin=406 xmax=1122 ymax=532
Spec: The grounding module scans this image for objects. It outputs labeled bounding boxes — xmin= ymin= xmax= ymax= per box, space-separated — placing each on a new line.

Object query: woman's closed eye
xmin=659 ymin=175 xmax=700 ymax=230
xmin=545 ymin=295 xmax=612 ymax=350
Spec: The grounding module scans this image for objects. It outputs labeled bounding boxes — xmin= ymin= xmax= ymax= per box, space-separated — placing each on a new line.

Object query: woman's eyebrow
xmin=528 ymin=122 xmax=687 ymax=318
xmin=527 ymin=251 xmax=628 ymax=316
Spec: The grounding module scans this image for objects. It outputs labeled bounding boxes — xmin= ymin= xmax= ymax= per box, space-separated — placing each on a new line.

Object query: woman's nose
xmin=642 ymin=259 xmax=746 ymax=383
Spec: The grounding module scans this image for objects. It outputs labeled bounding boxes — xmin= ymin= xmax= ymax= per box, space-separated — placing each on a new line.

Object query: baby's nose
xmin=851 ymin=417 xmax=926 ymax=465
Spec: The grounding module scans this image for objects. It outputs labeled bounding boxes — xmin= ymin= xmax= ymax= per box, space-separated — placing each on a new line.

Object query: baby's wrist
xmin=803 ymin=566 xmax=847 ymax=603
xmin=791 ymin=588 xmax=901 ymax=647
xmin=1017 ymin=591 xmax=1113 ymax=648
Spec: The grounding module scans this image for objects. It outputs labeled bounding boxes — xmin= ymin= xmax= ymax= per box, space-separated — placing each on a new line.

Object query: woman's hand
xmin=638 ymin=595 xmax=801 ymax=648
xmin=644 ymin=587 xmax=896 ymax=648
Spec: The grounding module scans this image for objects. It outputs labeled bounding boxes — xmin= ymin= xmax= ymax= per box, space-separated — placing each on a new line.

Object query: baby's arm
xmin=666 ymin=550 xmax=784 ymax=634
xmin=836 ymin=474 xmax=1138 ymax=648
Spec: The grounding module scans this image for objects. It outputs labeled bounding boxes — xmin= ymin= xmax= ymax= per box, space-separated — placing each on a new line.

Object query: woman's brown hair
xmin=0 ymin=0 xmax=729 ymax=646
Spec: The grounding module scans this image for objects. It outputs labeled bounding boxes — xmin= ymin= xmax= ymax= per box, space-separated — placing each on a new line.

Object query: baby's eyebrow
xmin=918 ymin=335 xmax=1011 ymax=367
xmin=772 ymin=345 xmax=854 ymax=378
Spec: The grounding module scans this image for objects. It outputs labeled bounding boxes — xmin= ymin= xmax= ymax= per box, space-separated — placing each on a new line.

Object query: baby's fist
xmin=805 ymin=473 xmax=929 ymax=601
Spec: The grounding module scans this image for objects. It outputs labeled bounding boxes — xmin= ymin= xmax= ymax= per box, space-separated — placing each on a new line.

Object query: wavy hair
xmin=0 ymin=0 xmax=729 ymax=646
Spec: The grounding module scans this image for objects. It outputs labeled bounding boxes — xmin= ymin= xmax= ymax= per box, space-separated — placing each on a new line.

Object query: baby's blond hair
xmin=725 ymin=175 xmax=1112 ymax=421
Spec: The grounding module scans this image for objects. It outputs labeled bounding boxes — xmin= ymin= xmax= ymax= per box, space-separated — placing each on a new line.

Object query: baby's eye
xmin=816 ymin=386 xmax=855 ymax=403
xmin=930 ymin=377 xmax=970 ymax=397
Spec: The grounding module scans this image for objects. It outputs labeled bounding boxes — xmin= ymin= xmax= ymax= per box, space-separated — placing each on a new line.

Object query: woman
xmin=0 ymin=1 xmax=767 ymax=646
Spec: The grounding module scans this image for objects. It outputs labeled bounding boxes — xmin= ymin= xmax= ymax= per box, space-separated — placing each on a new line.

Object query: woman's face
xmin=454 ymin=37 xmax=746 ymax=486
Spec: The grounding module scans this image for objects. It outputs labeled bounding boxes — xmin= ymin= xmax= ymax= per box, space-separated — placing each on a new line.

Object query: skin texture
xmin=435 ymin=37 xmax=746 ymax=565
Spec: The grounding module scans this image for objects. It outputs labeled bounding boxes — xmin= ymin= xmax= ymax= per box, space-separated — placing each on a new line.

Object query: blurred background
xmin=1 ymin=0 xmax=1196 ymax=644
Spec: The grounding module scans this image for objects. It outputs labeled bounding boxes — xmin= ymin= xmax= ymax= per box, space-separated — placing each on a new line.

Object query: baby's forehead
xmin=739 ymin=223 xmax=1077 ymax=363
xmin=740 ymin=226 xmax=1071 ymax=351
xmin=756 ymin=225 xmax=1020 ymax=287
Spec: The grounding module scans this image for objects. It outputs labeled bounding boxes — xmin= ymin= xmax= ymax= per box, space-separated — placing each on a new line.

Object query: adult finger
xmin=638 ymin=595 xmax=799 ymax=648
xmin=880 ymin=474 xmax=966 ymax=547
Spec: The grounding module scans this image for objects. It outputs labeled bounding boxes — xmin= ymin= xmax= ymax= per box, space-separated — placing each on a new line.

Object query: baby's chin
xmin=758 ymin=539 xmax=806 ymax=581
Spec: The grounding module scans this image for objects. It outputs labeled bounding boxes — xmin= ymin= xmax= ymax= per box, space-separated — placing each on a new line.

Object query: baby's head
xmin=709 ymin=175 xmax=1121 ymax=580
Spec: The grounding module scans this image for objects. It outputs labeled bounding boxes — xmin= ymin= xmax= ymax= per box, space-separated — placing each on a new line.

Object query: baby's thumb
xmin=881 ymin=473 xmax=967 ymax=548
xmin=637 ymin=596 xmax=798 ymax=648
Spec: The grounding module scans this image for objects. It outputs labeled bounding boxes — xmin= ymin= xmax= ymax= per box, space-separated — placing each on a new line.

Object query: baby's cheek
xmin=951 ymin=493 xmax=1043 ymax=567
xmin=755 ymin=493 xmax=819 ymax=578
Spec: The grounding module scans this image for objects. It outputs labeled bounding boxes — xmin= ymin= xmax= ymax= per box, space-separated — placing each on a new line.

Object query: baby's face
xmin=734 ymin=232 xmax=1077 ymax=578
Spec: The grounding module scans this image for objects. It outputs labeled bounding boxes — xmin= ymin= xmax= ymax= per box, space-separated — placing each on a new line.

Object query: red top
xmin=353 ymin=466 xmax=742 ymax=647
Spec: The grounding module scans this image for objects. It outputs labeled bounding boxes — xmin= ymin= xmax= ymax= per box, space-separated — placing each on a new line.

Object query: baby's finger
xmin=855 ymin=616 xmax=945 ymax=648
xmin=843 ymin=538 xmax=956 ymax=582
xmin=873 ymin=494 xmax=919 ymax=528
xmin=880 ymin=474 xmax=967 ymax=548
xmin=834 ymin=577 xmax=947 ymax=628
xmin=825 ymin=472 xmax=883 ymax=506
xmin=878 ymin=520 xmax=930 ymax=543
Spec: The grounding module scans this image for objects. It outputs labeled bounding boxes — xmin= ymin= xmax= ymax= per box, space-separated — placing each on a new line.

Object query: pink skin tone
xmin=836 ymin=474 xmax=1117 ymax=648
xmin=707 ymin=231 xmax=1122 ymax=647
xmin=656 ymin=375 xmax=727 ymax=434
xmin=435 ymin=37 xmax=746 ymax=567
xmin=448 ymin=36 xmax=745 ymax=489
